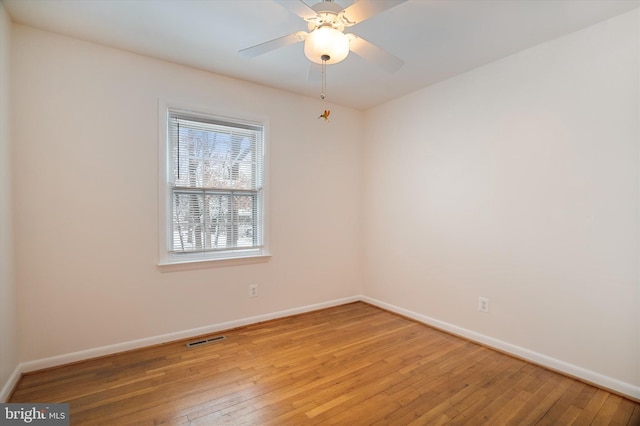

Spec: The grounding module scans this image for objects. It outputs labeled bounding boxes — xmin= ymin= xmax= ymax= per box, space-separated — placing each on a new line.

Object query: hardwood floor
xmin=9 ymin=302 xmax=640 ymax=425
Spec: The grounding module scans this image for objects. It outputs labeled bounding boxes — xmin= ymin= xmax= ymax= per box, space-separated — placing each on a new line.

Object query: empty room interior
xmin=0 ymin=0 xmax=639 ymax=424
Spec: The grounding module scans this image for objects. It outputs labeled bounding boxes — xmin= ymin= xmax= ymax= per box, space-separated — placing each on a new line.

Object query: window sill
xmin=158 ymin=253 xmax=271 ymax=272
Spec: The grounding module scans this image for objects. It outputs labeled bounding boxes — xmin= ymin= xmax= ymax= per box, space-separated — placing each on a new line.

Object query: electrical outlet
xmin=249 ymin=284 xmax=258 ymax=298
xmin=478 ymin=297 xmax=490 ymax=313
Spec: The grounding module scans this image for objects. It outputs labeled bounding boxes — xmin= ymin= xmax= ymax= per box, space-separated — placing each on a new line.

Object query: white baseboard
xmin=18 ymin=295 xmax=359 ymax=374
xmin=0 ymin=364 xmax=21 ymax=403
xmin=361 ymin=296 xmax=640 ymax=401
xmin=5 ymin=294 xmax=639 ymax=402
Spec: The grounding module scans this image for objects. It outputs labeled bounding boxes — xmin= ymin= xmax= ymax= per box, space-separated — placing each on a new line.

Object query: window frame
xmin=158 ymin=99 xmax=270 ymax=268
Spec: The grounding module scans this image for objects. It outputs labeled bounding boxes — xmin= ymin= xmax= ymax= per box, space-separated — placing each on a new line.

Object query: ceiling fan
xmin=239 ymin=0 xmax=407 ymax=74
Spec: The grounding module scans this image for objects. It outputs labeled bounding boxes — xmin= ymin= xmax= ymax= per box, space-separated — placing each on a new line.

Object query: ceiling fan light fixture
xmin=304 ymin=26 xmax=350 ymax=65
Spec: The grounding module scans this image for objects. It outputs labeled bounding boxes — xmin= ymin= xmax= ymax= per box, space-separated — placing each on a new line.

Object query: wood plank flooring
xmin=9 ymin=302 xmax=640 ymax=425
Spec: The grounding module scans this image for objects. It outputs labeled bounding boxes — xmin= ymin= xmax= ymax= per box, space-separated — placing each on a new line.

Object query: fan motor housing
xmin=307 ymin=1 xmax=347 ymax=32
xmin=310 ymin=1 xmax=343 ymax=14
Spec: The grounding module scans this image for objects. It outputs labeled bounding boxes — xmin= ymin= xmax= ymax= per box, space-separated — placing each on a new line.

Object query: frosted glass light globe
xmin=304 ymin=27 xmax=350 ymax=65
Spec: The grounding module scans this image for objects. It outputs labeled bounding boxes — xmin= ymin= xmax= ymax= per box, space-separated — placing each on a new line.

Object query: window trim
xmin=157 ymin=98 xmax=270 ymax=269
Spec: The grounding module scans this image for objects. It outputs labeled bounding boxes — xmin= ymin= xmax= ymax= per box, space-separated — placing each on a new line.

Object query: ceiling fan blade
xmin=239 ymin=31 xmax=308 ymax=57
xmin=347 ymin=34 xmax=403 ymax=73
xmin=273 ymin=0 xmax=318 ymax=20
xmin=307 ymin=62 xmax=322 ymax=81
xmin=341 ymin=0 xmax=407 ymax=25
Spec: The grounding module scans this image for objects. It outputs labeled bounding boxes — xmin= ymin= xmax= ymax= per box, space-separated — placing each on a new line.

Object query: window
xmin=160 ymin=107 xmax=267 ymax=265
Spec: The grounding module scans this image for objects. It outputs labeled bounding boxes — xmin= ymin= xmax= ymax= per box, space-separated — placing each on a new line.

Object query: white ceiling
xmin=3 ymin=0 xmax=638 ymax=110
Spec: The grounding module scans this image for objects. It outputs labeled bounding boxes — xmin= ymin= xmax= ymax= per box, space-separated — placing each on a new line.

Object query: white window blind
xmin=167 ymin=110 xmax=264 ymax=259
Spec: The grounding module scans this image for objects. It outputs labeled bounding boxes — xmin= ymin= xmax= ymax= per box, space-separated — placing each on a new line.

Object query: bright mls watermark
xmin=1 ymin=404 xmax=69 ymax=425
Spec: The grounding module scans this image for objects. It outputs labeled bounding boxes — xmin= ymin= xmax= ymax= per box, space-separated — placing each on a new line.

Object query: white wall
xmin=11 ymin=25 xmax=363 ymax=363
xmin=363 ymin=9 xmax=639 ymax=394
xmin=0 ymin=1 xmax=18 ymax=401
xmin=6 ymin=5 xmax=639 ymax=401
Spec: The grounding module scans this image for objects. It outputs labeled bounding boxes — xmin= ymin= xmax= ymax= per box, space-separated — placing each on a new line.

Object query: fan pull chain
xmin=320 ymin=55 xmax=328 ymax=100
xmin=318 ymin=55 xmax=331 ymax=121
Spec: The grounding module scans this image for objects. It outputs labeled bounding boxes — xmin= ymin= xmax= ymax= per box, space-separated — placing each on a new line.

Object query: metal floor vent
xmin=186 ymin=335 xmax=226 ymax=348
